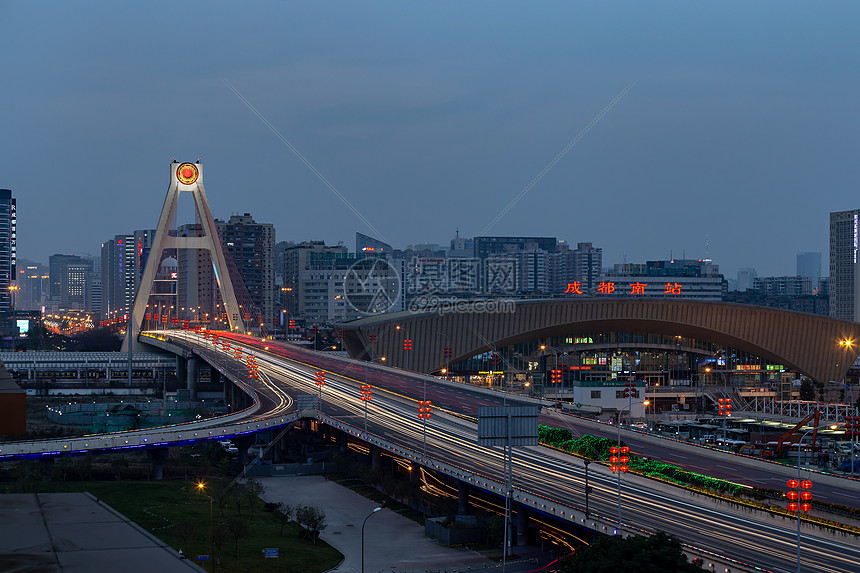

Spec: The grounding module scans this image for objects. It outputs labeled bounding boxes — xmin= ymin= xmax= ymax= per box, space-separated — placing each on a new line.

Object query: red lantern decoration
xmin=787 ymin=479 xmax=799 ymax=489
xmin=610 ymin=465 xmax=618 ymax=472
xmin=788 ymin=502 xmax=799 ymax=512
xmin=800 ymin=503 xmax=811 ymax=512
xmin=786 ymin=491 xmax=799 ymax=500
xmin=610 ymin=456 xmax=619 ymax=464
xmin=620 ymin=446 xmax=630 ymax=454
xmin=800 ymin=480 xmax=812 ymax=489
xmin=620 ymin=465 xmax=629 ymax=473
xmin=610 ymin=446 xmax=619 ymax=454
xmin=800 ymin=491 xmax=812 ymax=501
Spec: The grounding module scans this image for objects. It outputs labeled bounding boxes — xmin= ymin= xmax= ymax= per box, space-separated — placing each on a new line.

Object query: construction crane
xmin=775 ymin=410 xmax=821 ymax=457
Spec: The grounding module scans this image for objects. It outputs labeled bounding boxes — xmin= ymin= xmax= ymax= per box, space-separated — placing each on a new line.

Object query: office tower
xmin=0 ymin=189 xmax=16 ymax=312
xmin=49 ymin=254 xmax=92 ymax=311
xmin=737 ymin=268 xmax=758 ymax=292
xmin=570 ymin=242 xmax=603 ymax=291
xmin=101 ymin=230 xmax=157 ymax=318
xmin=830 ymin=210 xmax=860 ymax=321
xmin=356 ymin=232 xmax=392 ymax=254
xmin=216 ymin=214 xmax=275 ymax=326
xmin=796 ymin=252 xmax=822 ymax=286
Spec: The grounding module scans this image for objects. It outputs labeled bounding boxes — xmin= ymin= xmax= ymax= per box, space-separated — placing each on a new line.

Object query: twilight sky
xmin=1 ymin=1 xmax=858 ymax=279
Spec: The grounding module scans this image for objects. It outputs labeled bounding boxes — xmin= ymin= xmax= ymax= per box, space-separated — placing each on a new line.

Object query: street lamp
xmin=788 ymin=426 xmax=836 ymax=573
xmin=361 ymin=506 xmax=382 ymax=573
xmin=196 ymin=481 xmax=215 ymax=572
xmin=838 ymin=339 xmax=856 ymax=479
xmin=706 ymin=367 xmax=733 ymax=444
xmin=612 ymin=399 xmax=649 ymax=530
xmin=396 ymin=325 xmax=411 ymax=372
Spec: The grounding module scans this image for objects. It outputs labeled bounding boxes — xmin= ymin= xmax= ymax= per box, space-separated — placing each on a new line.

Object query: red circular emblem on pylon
xmin=176 ymin=162 xmax=199 ymax=184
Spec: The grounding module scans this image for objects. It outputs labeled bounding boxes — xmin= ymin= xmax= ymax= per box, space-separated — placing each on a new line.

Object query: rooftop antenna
xmin=706 ymin=234 xmax=711 ymax=260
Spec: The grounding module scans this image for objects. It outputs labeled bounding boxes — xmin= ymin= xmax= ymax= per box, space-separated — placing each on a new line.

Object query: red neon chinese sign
xmin=597 ymin=281 xmax=615 ymax=294
xmin=565 ymin=282 xmax=583 ymax=294
xmin=664 ymin=282 xmax=683 ymax=295
xmin=630 ymin=282 xmax=646 ymax=295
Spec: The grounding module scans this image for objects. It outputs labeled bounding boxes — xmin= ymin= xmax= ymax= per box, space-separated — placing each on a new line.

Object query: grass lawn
xmin=31 ymin=479 xmax=342 ymax=573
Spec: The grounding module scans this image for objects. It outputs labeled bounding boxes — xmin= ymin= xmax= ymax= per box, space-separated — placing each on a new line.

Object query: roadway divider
xmin=540 ymin=409 xmax=859 ymax=490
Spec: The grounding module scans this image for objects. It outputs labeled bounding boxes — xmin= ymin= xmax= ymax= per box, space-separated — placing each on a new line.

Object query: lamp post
xmin=612 ymin=399 xmax=649 ymax=530
xmin=361 ymin=506 xmax=382 ymax=573
xmin=196 ymin=481 xmax=215 ymax=572
xmin=396 ymin=325 xmax=411 ymax=372
xmin=706 ymin=367 xmax=733 ymax=444
xmin=839 ymin=339 xmax=856 ymax=479
xmin=788 ymin=426 xmax=836 ymax=573
xmin=583 ymin=459 xmax=592 ymax=516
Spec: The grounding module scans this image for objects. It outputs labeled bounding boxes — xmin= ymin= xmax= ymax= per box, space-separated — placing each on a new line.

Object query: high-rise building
xmin=356 ymin=232 xmax=392 ymax=255
xmin=49 ymin=254 xmax=92 ymax=311
xmin=101 ymin=230 xmax=157 ymax=319
xmin=829 ymin=209 xmax=860 ymax=321
xmin=570 ymin=242 xmax=603 ymax=291
xmin=737 ymin=268 xmax=758 ymax=292
xmin=0 ymin=189 xmax=16 ymax=312
xmin=215 ymin=214 xmax=275 ymax=326
xmin=796 ymin=252 xmax=822 ymax=287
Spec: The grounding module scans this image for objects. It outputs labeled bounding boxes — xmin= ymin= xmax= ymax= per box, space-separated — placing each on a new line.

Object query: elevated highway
xmin=172 ymin=330 xmax=859 ymax=573
xmin=2 ymin=331 xmax=858 ymax=572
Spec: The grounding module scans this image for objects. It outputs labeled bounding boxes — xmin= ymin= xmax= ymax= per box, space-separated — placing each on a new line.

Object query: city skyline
xmin=3 ymin=2 xmax=859 ymax=279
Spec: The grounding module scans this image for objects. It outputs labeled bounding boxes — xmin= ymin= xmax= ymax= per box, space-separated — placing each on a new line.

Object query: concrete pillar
xmin=516 ymin=505 xmax=528 ymax=546
xmin=186 ymin=358 xmax=198 ymax=400
xmin=457 ymin=481 xmax=470 ymax=513
xmin=147 ymin=448 xmax=169 ymax=480
xmin=39 ymin=458 xmax=55 ymax=480
xmin=176 ymin=357 xmax=186 ymax=383
xmin=370 ymin=444 xmax=381 ymax=470
xmin=233 ymin=436 xmax=254 ymax=471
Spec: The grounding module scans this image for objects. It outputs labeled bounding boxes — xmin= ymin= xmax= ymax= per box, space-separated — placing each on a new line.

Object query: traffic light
xmin=418 ymin=400 xmax=432 ymax=419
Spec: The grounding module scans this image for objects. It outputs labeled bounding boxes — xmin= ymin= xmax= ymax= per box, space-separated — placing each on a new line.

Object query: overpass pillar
xmin=457 ymin=481 xmax=470 ymax=513
xmin=176 ymin=356 xmax=186 ymax=384
xmin=516 ymin=505 xmax=528 ymax=546
xmin=186 ymin=358 xmax=198 ymax=400
xmin=370 ymin=444 xmax=381 ymax=471
xmin=147 ymin=448 xmax=169 ymax=480
xmin=233 ymin=436 xmax=254 ymax=472
xmin=338 ymin=431 xmax=348 ymax=454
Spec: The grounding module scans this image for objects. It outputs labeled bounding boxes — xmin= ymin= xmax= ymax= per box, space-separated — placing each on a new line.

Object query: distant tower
xmin=0 ymin=189 xmax=16 ymax=312
xmin=830 ymin=210 xmax=860 ymax=321
xmin=796 ymin=252 xmax=822 ymax=285
xmin=123 ymin=162 xmax=245 ymax=350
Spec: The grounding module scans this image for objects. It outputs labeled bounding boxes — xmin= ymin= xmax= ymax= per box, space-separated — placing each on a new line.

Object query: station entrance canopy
xmin=339 ymin=299 xmax=860 ymax=384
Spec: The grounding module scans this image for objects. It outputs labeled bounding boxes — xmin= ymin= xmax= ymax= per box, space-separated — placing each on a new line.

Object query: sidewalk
xmin=258 ymin=475 xmax=498 ymax=573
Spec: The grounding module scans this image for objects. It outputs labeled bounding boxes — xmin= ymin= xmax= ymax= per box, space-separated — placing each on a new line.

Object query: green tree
xmin=559 ymin=531 xmax=702 ymax=573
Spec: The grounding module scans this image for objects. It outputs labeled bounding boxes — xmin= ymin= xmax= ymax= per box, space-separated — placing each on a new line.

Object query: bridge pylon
xmin=122 ymin=161 xmax=246 ymax=351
